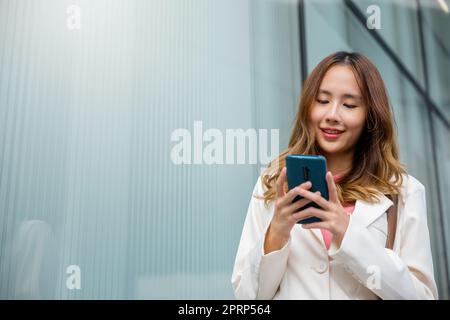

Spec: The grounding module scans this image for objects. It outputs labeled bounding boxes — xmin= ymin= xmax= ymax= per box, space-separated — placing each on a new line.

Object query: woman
xmin=231 ymin=51 xmax=438 ymax=300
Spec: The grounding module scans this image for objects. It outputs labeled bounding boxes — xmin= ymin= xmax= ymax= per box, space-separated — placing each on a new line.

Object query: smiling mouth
xmin=320 ymin=128 xmax=344 ymax=139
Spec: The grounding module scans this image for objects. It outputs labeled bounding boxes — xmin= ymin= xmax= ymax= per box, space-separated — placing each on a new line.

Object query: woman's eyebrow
xmin=318 ymin=89 xmax=332 ymax=97
xmin=342 ymin=93 xmax=362 ymax=101
xmin=318 ymin=89 xmax=362 ymax=101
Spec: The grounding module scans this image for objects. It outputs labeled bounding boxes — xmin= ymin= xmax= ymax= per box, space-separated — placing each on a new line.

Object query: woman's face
xmin=310 ymin=65 xmax=367 ymax=158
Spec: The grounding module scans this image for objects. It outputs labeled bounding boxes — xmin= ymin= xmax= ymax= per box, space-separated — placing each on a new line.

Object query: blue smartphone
xmin=285 ymin=154 xmax=329 ymax=224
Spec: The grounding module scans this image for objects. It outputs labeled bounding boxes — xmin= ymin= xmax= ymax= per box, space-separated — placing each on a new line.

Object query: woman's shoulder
xmin=400 ymin=173 xmax=425 ymax=193
xmin=253 ymin=174 xmax=269 ymax=198
xmin=398 ymin=173 xmax=426 ymax=204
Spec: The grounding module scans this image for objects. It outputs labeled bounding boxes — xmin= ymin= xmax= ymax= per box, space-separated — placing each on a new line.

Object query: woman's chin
xmin=317 ymin=143 xmax=345 ymax=156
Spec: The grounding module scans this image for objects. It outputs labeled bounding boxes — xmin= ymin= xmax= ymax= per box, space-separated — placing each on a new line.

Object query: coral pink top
xmin=320 ymin=173 xmax=356 ymax=250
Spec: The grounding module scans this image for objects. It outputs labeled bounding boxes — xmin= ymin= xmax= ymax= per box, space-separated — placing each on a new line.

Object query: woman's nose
xmin=324 ymin=103 xmax=341 ymax=122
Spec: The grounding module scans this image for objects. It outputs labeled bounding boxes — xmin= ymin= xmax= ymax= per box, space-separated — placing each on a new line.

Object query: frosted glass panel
xmin=305 ymin=0 xmax=450 ymax=299
xmin=0 ymin=0 xmax=300 ymax=299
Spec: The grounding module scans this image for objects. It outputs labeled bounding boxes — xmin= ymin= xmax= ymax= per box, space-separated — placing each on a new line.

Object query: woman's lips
xmin=320 ymin=128 xmax=344 ymax=140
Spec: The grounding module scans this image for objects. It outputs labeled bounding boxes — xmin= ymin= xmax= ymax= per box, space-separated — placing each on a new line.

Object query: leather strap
xmin=385 ymin=194 xmax=398 ymax=250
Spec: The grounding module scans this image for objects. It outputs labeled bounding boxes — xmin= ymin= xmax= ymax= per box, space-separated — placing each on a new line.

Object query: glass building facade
xmin=0 ymin=0 xmax=449 ymax=299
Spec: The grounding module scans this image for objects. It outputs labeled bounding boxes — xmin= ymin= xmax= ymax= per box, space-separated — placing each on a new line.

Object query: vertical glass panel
xmin=305 ymin=0 xmax=450 ymax=298
xmin=433 ymin=112 xmax=450 ymax=299
xmin=352 ymin=0 xmax=426 ymax=87
xmin=0 ymin=0 xmax=301 ymax=299
xmin=420 ymin=0 xmax=450 ymax=120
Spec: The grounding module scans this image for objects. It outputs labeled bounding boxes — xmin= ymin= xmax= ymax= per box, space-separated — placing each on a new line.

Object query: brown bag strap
xmin=385 ymin=194 xmax=398 ymax=250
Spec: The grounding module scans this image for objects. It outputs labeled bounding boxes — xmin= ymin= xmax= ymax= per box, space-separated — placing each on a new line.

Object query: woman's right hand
xmin=264 ymin=166 xmax=320 ymax=254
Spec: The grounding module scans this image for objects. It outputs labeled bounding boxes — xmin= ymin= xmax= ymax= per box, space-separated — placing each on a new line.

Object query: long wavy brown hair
xmin=260 ymin=51 xmax=406 ymax=207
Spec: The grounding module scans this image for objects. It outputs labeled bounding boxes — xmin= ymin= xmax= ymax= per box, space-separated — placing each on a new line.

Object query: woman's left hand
xmin=292 ymin=171 xmax=350 ymax=248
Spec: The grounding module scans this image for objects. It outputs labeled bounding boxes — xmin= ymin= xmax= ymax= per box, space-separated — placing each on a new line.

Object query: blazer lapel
xmin=309 ymin=228 xmax=325 ymax=247
xmin=353 ymin=194 xmax=393 ymax=227
xmin=308 ymin=194 xmax=394 ymax=243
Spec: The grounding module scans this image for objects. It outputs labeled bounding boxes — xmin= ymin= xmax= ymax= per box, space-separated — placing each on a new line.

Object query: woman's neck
xmin=323 ymin=151 xmax=354 ymax=176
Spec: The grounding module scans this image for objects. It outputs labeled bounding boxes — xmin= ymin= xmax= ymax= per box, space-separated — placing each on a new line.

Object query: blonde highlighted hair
xmin=260 ymin=51 xmax=406 ymax=208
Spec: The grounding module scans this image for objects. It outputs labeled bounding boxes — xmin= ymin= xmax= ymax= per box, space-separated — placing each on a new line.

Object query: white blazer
xmin=231 ymin=174 xmax=438 ymax=300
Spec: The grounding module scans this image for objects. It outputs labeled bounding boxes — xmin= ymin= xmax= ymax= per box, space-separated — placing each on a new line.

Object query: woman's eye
xmin=344 ymin=103 xmax=357 ymax=109
xmin=317 ymin=99 xmax=329 ymax=104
